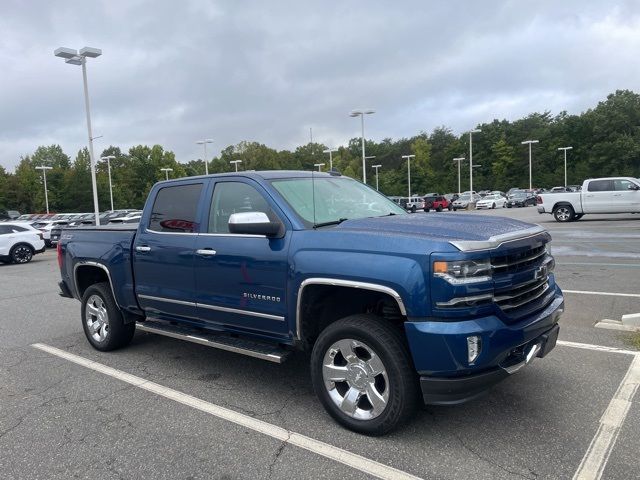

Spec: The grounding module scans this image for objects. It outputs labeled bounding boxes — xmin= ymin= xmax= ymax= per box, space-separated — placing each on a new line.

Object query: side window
xmin=11 ymin=226 xmax=28 ymax=233
xmin=148 ymin=183 xmax=203 ymax=233
xmin=0 ymin=225 xmax=9 ymax=235
xmin=208 ymin=182 xmax=274 ymax=233
xmin=614 ymin=179 xmax=635 ymax=191
xmin=587 ymin=180 xmax=614 ymax=192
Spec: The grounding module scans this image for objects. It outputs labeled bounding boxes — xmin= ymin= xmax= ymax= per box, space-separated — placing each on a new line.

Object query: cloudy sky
xmin=1 ymin=0 xmax=639 ymax=170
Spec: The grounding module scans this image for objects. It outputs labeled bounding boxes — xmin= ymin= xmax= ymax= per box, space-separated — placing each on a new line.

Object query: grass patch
xmin=629 ymin=332 xmax=640 ymax=350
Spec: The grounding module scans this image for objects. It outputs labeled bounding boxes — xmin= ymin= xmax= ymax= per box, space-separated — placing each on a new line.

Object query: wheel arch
xmin=295 ymin=278 xmax=407 ymax=346
xmin=551 ymin=201 xmax=575 ymax=212
xmin=74 ymin=262 xmax=119 ymax=307
xmin=10 ymin=241 xmax=36 ymax=253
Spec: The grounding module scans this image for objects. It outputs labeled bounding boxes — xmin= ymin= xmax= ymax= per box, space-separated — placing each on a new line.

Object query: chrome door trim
xmin=198 ymin=302 xmax=285 ymax=321
xmin=295 ymin=278 xmax=407 ymax=341
xmin=137 ymin=294 xmax=285 ymax=321
xmin=198 ymin=233 xmax=267 ymax=238
xmin=73 ymin=261 xmax=119 ymax=307
xmin=138 ymin=294 xmax=197 ymax=307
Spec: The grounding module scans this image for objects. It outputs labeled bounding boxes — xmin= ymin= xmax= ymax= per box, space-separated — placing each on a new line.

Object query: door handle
xmin=136 ymin=246 xmax=151 ymax=252
xmin=613 ymin=194 xmax=621 ymax=197
xmin=196 ymin=248 xmax=217 ymax=256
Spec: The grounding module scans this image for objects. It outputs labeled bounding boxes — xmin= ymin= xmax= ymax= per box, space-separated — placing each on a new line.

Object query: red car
xmin=424 ymin=195 xmax=451 ymax=212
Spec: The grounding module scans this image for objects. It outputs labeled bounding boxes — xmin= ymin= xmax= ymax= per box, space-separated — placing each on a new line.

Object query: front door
xmin=133 ymin=181 xmax=206 ymax=321
xmin=194 ymin=179 xmax=290 ymax=337
xmin=612 ymin=179 xmax=640 ymax=213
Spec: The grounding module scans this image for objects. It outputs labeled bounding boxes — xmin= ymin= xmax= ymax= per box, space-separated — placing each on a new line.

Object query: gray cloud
xmin=1 ymin=0 xmax=639 ymax=170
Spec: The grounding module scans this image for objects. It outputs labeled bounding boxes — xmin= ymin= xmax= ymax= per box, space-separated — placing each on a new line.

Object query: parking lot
xmin=1 ymin=207 xmax=639 ymax=480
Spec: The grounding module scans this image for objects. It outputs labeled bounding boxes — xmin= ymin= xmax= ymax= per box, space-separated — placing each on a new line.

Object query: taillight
xmin=57 ymin=242 xmax=63 ymax=269
xmin=536 ymin=195 xmax=543 ymax=204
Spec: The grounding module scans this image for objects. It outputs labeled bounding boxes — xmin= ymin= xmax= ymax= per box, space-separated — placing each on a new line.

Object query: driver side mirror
xmin=228 ymin=212 xmax=284 ymax=237
xmin=628 ymin=184 xmax=640 ymax=190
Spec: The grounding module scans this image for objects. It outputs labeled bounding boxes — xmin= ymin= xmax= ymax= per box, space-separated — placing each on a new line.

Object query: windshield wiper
xmin=313 ymin=218 xmax=348 ymax=229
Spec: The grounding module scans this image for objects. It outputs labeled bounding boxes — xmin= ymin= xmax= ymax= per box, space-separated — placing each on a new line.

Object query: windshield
xmin=457 ymin=195 xmax=470 ymax=201
xmin=271 ymin=176 xmax=406 ymax=227
xmin=511 ymin=192 xmax=526 ymax=198
xmin=483 ymin=195 xmax=500 ymax=200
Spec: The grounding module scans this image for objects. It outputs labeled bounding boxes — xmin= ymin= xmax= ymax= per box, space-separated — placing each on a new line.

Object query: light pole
xmin=468 ymin=129 xmax=481 ymax=194
xmin=35 ymin=166 xmax=53 ymax=214
xmin=402 ymin=154 xmax=415 ymax=198
xmin=101 ymin=155 xmax=116 ymax=211
xmin=323 ymin=148 xmax=337 ymax=170
xmin=230 ymin=159 xmax=242 ymax=172
xmin=161 ymin=168 xmax=173 ymax=180
xmin=54 ymin=46 xmax=103 ymax=225
xmin=521 ymin=140 xmax=539 ymax=190
xmin=350 ymin=109 xmax=375 ymax=183
xmin=196 ymin=139 xmax=214 ymax=175
xmin=558 ymin=146 xmax=573 ymax=187
xmin=452 ymin=157 xmax=465 ymax=195
xmin=314 ymin=163 xmax=325 ymax=172
xmin=372 ymin=164 xmax=382 ymax=191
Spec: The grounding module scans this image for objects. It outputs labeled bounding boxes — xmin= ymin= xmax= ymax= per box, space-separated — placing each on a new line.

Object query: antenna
xmin=312 ymin=169 xmax=316 ymax=227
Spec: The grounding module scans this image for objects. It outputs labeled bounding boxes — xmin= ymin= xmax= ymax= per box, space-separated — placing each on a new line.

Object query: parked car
xmin=424 ymin=195 xmax=451 ymax=212
xmin=0 ymin=210 xmax=21 ymax=220
xmin=548 ymin=187 xmax=572 ymax=193
xmin=405 ymin=196 xmax=425 ymax=213
xmin=32 ymin=220 xmax=70 ymax=247
xmin=0 ymin=222 xmax=45 ymax=264
xmin=537 ymin=177 xmax=640 ymax=222
xmin=506 ymin=191 xmax=537 ymax=208
xmin=475 ymin=194 xmax=507 ymax=209
xmin=57 ymin=170 xmax=562 ymax=435
xmin=451 ymin=193 xmax=479 ymax=210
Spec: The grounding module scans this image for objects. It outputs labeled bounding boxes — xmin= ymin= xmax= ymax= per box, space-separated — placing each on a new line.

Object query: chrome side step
xmin=136 ymin=319 xmax=290 ymax=363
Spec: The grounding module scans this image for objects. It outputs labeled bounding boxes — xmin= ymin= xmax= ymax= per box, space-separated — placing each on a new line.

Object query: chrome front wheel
xmin=322 ymin=339 xmax=389 ymax=420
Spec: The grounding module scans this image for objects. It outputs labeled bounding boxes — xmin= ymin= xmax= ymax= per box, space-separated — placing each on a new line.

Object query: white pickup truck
xmin=537 ymin=177 xmax=640 ymax=222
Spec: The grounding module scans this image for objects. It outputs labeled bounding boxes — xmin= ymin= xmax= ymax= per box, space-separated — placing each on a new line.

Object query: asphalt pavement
xmin=1 ymin=207 xmax=639 ymax=479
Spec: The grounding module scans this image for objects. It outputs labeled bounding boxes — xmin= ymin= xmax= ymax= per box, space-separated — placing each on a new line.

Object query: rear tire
xmin=10 ymin=244 xmax=34 ymax=264
xmin=424 ymin=207 xmax=429 ymax=212
xmin=410 ymin=206 xmax=416 ymax=213
xmin=553 ymin=205 xmax=575 ymax=222
xmin=81 ymin=282 xmax=135 ymax=351
xmin=310 ymin=314 xmax=418 ymax=436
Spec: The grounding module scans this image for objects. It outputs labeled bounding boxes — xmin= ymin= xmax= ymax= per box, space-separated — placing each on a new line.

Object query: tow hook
xmin=501 ymin=342 xmax=543 ymax=374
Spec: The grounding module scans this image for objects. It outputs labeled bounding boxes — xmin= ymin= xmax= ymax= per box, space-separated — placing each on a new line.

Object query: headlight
xmin=433 ymin=259 xmax=492 ymax=284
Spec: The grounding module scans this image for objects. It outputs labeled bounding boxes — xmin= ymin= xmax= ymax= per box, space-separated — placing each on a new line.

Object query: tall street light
xmin=101 ymin=155 xmax=116 ymax=211
xmin=521 ymin=140 xmax=539 ymax=190
xmin=372 ymin=164 xmax=382 ymax=191
xmin=558 ymin=146 xmax=573 ymax=187
xmin=468 ymin=129 xmax=481 ymax=194
xmin=452 ymin=157 xmax=465 ymax=195
xmin=323 ymin=148 xmax=337 ymax=170
xmin=161 ymin=168 xmax=173 ymax=180
xmin=196 ymin=139 xmax=214 ymax=175
xmin=314 ymin=163 xmax=325 ymax=172
xmin=350 ymin=109 xmax=375 ymax=183
xmin=54 ymin=46 xmax=103 ymax=225
xmin=230 ymin=159 xmax=243 ymax=172
xmin=402 ymin=154 xmax=415 ymax=198
xmin=35 ymin=166 xmax=53 ymax=214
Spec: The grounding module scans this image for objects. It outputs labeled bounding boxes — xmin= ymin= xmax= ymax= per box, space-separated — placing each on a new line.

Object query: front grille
xmin=494 ymin=276 xmax=549 ymax=311
xmin=492 ymin=245 xmax=546 ymax=274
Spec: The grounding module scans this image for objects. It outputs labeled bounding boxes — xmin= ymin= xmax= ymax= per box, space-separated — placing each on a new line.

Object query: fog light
xmin=467 ymin=336 xmax=481 ymax=364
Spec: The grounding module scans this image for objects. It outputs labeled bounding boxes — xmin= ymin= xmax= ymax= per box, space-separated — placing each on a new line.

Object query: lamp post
xmin=196 ymin=139 xmax=214 ymax=175
xmin=452 ymin=157 xmax=465 ymax=195
xmin=54 ymin=46 xmax=103 ymax=225
xmin=372 ymin=164 xmax=382 ymax=191
xmin=521 ymin=140 xmax=539 ymax=190
xmin=557 ymin=146 xmax=573 ymax=187
xmin=314 ymin=163 xmax=325 ymax=172
xmin=468 ymin=129 xmax=481 ymax=194
xmin=101 ymin=155 xmax=116 ymax=211
xmin=160 ymin=168 xmax=173 ymax=180
xmin=323 ymin=148 xmax=337 ymax=170
xmin=230 ymin=159 xmax=243 ymax=172
xmin=350 ymin=109 xmax=375 ymax=183
xmin=35 ymin=166 xmax=53 ymax=214
xmin=402 ymin=154 xmax=415 ymax=198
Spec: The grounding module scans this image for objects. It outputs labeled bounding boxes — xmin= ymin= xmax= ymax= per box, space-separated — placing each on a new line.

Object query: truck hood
xmin=335 ymin=213 xmax=545 ymax=251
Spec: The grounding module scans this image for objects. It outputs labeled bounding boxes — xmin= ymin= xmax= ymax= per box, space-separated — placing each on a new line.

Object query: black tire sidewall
xmin=310 ymin=315 xmax=418 ymax=436
xmin=81 ymin=282 xmax=135 ymax=351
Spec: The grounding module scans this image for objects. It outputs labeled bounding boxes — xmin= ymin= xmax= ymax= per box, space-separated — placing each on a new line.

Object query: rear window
xmin=148 ymin=183 xmax=203 ymax=233
xmin=587 ymin=180 xmax=614 ymax=192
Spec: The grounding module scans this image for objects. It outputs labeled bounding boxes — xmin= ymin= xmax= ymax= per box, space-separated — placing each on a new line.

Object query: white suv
xmin=0 ymin=222 xmax=46 ymax=264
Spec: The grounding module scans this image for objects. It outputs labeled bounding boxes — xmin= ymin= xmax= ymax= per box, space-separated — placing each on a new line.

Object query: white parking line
xmin=563 ymin=289 xmax=640 ymax=299
xmin=573 ymin=354 xmax=640 ymax=480
xmin=31 ymin=343 xmax=421 ymax=480
xmin=557 ymin=340 xmax=640 ymax=356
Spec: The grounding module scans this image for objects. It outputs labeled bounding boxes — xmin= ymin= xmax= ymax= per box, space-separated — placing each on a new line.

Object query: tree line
xmin=1 ymin=89 xmax=639 ymax=213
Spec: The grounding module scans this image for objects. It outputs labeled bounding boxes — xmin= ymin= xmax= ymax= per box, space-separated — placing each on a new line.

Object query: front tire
xmin=310 ymin=314 xmax=418 ymax=436
xmin=553 ymin=205 xmax=575 ymax=222
xmin=436 ymin=206 xmax=443 ymax=212
xmin=10 ymin=244 xmax=34 ymax=264
xmin=81 ymin=282 xmax=135 ymax=351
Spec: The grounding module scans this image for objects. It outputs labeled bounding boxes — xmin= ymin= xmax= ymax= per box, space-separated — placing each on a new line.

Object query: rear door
xmin=193 ymin=178 xmax=291 ymax=337
xmin=582 ymin=180 xmax=614 ymax=213
xmin=612 ymin=179 xmax=640 ymax=213
xmin=133 ymin=180 xmax=206 ymax=321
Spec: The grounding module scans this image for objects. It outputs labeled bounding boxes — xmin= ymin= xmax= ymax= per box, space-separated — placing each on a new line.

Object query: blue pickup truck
xmin=57 ymin=170 xmax=563 ymax=435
